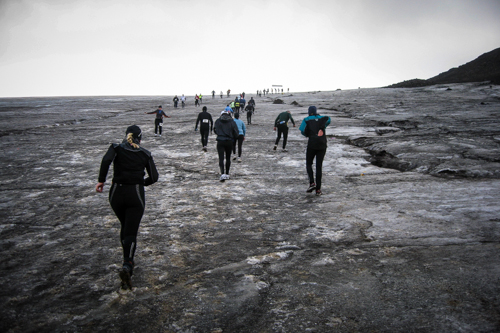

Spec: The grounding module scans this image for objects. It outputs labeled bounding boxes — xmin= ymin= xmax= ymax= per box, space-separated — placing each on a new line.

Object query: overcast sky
xmin=1 ymin=0 xmax=499 ymax=98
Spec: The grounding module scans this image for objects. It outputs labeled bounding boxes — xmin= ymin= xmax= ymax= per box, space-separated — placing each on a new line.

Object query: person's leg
xmin=315 ymin=149 xmax=326 ymax=190
xmin=200 ymin=128 xmax=208 ymax=147
xmin=158 ymin=120 xmax=163 ymax=135
xmin=275 ymin=128 xmax=282 ymax=145
xmin=154 ymin=119 xmax=159 ymax=135
xmin=306 ymin=147 xmax=316 ymax=185
xmin=237 ymin=135 xmax=244 ymax=157
xmin=110 ymin=184 xmax=145 ymax=268
xmin=224 ymin=140 xmax=233 ymax=174
xmin=217 ymin=141 xmax=225 ymax=174
xmin=282 ymin=127 xmax=289 ymax=149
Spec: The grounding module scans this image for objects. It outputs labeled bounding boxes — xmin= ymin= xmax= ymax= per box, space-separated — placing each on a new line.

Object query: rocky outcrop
xmin=387 ymin=47 xmax=500 ymax=88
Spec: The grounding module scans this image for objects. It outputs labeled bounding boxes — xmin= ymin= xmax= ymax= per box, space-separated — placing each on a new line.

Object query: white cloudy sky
xmin=0 ymin=0 xmax=499 ymax=97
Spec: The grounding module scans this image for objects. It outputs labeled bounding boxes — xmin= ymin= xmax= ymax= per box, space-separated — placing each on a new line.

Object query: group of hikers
xmin=96 ymin=98 xmax=330 ymax=290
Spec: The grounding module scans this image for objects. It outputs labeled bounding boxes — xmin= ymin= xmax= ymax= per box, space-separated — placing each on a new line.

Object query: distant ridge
xmin=386 ymin=47 xmax=500 ymax=88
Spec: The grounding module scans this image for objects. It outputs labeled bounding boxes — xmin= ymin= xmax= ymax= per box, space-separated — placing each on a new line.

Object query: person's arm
xmin=325 ymin=116 xmax=331 ymax=127
xmin=299 ymin=119 xmax=308 ymax=136
xmin=290 ymin=115 xmax=296 ymax=127
xmin=195 ymin=114 xmax=201 ymax=130
xmin=232 ymin=121 xmax=239 ymax=139
xmin=144 ymin=155 xmax=159 ymax=186
xmin=213 ymin=120 xmax=219 ymax=135
xmin=209 ymin=115 xmax=214 ymax=132
xmin=96 ymin=144 xmax=116 ymax=192
xmin=274 ymin=115 xmax=280 ymax=129
xmin=242 ymin=122 xmax=246 ymax=136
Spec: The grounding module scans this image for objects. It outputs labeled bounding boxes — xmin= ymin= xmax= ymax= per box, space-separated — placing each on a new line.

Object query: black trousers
xmin=306 ymin=148 xmax=326 ymax=190
xmin=247 ymin=113 xmax=252 ymax=124
xmin=233 ymin=135 xmax=244 ymax=157
xmin=109 ymin=183 xmax=145 ymax=263
xmin=154 ymin=119 xmax=163 ymax=135
xmin=200 ymin=126 xmax=209 ymax=147
xmin=217 ymin=140 xmax=233 ymax=174
xmin=275 ymin=125 xmax=289 ymax=148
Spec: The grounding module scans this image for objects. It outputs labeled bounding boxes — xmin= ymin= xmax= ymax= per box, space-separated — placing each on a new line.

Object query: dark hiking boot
xmin=306 ymin=183 xmax=316 ymax=193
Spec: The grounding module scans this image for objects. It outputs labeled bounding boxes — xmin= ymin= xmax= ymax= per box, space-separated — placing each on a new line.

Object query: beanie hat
xmin=234 ymin=113 xmax=240 ymax=119
xmin=126 ymin=125 xmax=142 ymax=140
xmin=308 ymin=106 xmax=317 ymax=116
xmin=202 ymin=106 xmax=207 ymax=112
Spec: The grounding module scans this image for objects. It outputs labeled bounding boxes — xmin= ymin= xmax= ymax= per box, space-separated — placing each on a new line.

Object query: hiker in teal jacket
xmin=299 ymin=106 xmax=331 ymax=196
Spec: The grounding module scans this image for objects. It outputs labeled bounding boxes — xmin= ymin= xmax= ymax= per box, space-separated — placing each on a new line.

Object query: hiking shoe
xmin=220 ymin=174 xmax=226 ymax=182
xmin=306 ymin=183 xmax=316 ymax=193
xmin=225 ymin=174 xmax=230 ymax=180
xmin=202 ymin=146 xmax=207 ymax=152
xmin=316 ymin=189 xmax=322 ymax=196
xmin=273 ymin=145 xmax=277 ymax=150
xmin=233 ymin=156 xmax=237 ymax=160
xmin=119 ymin=262 xmax=133 ymax=290
xmin=237 ymin=157 xmax=242 ymax=163
xmin=282 ymin=148 xmax=288 ymax=152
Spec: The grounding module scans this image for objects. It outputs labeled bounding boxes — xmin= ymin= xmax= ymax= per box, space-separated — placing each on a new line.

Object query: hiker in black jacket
xmin=214 ymin=110 xmax=239 ymax=181
xmin=195 ymin=106 xmax=213 ymax=151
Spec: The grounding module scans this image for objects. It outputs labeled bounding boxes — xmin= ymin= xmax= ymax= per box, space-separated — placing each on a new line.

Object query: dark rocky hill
xmin=387 ymin=47 xmax=500 ymax=88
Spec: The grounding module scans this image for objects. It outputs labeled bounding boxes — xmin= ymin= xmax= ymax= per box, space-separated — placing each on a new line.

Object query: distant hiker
xmin=181 ymin=94 xmax=186 ymax=108
xmin=242 ymin=92 xmax=245 ymax=98
xmin=214 ymin=110 xmax=239 ymax=181
xmin=220 ymin=91 xmax=223 ymax=98
xmin=299 ymin=106 xmax=331 ymax=196
xmin=227 ymin=89 xmax=231 ymax=97
xmin=232 ymin=112 xmax=246 ymax=163
xmin=173 ymin=95 xmax=179 ymax=108
xmin=195 ymin=95 xmax=200 ymax=107
xmin=146 ymin=105 xmax=170 ymax=137
xmin=234 ymin=97 xmax=240 ymax=113
xmin=240 ymin=97 xmax=246 ymax=111
xmin=96 ymin=125 xmax=159 ymax=290
xmin=230 ymin=100 xmax=235 ymax=111
xmin=225 ymin=104 xmax=233 ymax=113
xmin=212 ymin=90 xmax=215 ymax=98
xmin=195 ymin=106 xmax=214 ymax=152
xmin=245 ymin=103 xmax=254 ymax=125
xmin=199 ymin=94 xmax=203 ymax=104
xmin=274 ymin=111 xmax=295 ymax=151
xmin=248 ymin=97 xmax=256 ymax=109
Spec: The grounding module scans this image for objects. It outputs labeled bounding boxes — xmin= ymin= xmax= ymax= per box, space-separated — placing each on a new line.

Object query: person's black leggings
xmin=200 ymin=126 xmax=209 ymax=147
xmin=217 ymin=140 xmax=233 ymax=174
xmin=109 ymin=183 xmax=145 ymax=263
xmin=275 ymin=125 xmax=289 ymax=149
xmin=306 ymin=148 xmax=326 ymax=190
xmin=154 ymin=119 xmax=163 ymax=135
xmin=233 ymin=135 xmax=244 ymax=157
xmin=247 ymin=114 xmax=252 ymax=124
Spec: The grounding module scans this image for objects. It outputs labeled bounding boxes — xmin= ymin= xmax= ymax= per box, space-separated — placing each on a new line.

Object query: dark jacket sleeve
xmin=144 ymin=155 xmax=159 ymax=186
xmin=209 ymin=114 xmax=214 ymax=131
xmin=213 ymin=119 xmax=219 ymax=135
xmin=98 ymin=144 xmax=117 ymax=183
xmin=232 ymin=120 xmax=239 ymax=139
xmin=195 ymin=113 xmax=201 ymax=129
